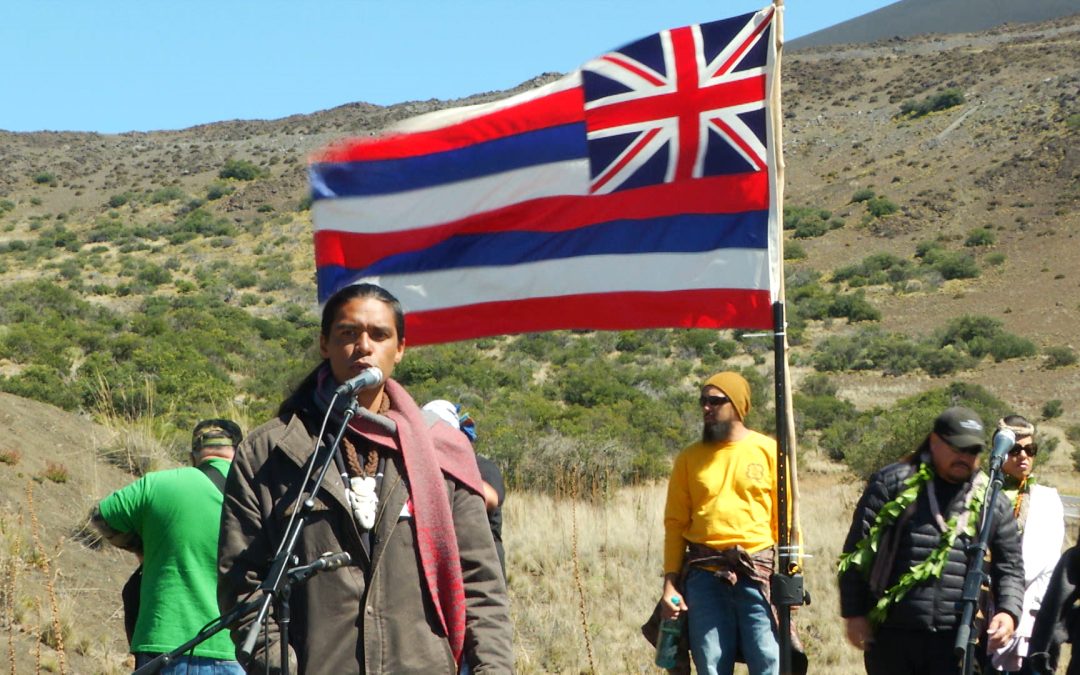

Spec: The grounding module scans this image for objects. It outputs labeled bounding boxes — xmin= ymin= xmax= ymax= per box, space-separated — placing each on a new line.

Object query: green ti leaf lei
xmin=836 ymin=462 xmax=985 ymax=626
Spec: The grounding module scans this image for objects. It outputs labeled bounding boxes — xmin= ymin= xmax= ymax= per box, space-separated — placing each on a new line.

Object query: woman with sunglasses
xmin=989 ymin=414 xmax=1066 ymax=674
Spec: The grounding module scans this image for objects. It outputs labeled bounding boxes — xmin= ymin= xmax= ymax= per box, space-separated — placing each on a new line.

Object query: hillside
xmin=790 ymin=0 xmax=1080 ymax=50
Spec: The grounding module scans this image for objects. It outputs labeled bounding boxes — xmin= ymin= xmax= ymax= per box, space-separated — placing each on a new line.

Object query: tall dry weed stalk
xmin=569 ymin=476 xmax=596 ymax=674
xmin=32 ymin=597 xmax=41 ymax=675
xmin=4 ymin=557 xmax=16 ymax=675
xmin=24 ymin=484 xmax=67 ymax=675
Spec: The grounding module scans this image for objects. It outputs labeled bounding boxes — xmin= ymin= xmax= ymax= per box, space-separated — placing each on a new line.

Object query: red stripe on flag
xmin=313 ymin=88 xmax=586 ymax=163
xmin=402 ymin=289 xmax=773 ymax=346
xmin=314 ymin=172 xmax=767 ymax=268
xmin=584 ymin=75 xmax=764 ymax=133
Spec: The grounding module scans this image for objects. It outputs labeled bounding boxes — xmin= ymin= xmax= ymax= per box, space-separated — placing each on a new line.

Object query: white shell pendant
xmin=349 ymin=475 xmax=378 ymax=530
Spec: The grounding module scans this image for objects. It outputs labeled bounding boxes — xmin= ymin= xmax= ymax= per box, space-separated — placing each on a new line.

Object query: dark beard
xmin=703 ymin=420 xmax=733 ymax=443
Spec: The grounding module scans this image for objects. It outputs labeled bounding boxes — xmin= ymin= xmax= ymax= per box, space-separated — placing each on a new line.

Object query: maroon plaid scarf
xmin=324 ymin=372 xmax=482 ymax=666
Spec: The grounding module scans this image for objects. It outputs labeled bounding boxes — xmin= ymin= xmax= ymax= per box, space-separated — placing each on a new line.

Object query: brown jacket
xmin=218 ymin=408 xmax=513 ymax=674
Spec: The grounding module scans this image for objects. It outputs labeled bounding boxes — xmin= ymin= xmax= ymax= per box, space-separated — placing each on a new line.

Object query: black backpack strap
xmin=195 ymin=460 xmax=227 ymax=495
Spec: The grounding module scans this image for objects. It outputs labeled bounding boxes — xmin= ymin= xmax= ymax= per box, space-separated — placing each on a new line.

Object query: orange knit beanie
xmin=703 ymin=371 xmax=751 ymax=420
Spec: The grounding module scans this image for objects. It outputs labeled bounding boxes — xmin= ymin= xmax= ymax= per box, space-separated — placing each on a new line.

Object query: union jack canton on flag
xmin=309 ymin=6 xmax=782 ymax=346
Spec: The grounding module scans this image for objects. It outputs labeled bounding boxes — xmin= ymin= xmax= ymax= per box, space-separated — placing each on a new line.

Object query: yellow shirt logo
xmin=745 ymin=462 xmax=766 ymax=482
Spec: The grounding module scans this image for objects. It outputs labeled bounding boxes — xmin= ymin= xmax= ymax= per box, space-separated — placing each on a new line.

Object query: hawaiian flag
xmin=310 ymin=6 xmax=782 ymax=346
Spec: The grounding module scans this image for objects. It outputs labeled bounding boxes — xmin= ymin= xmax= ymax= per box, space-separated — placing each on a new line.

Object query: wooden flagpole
xmin=768 ymin=2 xmax=807 ymax=674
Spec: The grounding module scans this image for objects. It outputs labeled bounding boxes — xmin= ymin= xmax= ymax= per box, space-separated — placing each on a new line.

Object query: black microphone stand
xmin=236 ymin=394 xmax=361 ymax=674
xmin=955 ymin=458 xmax=1007 ymax=675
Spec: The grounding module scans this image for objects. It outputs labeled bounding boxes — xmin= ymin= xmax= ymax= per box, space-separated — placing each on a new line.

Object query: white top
xmin=991 ymin=483 xmax=1065 ymax=671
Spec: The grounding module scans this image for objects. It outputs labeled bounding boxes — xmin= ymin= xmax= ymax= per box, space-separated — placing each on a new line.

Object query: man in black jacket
xmin=838 ymin=406 xmax=1025 ymax=675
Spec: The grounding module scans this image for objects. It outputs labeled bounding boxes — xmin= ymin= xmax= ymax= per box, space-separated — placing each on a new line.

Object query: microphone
xmin=989 ymin=428 xmax=1016 ymax=472
xmin=334 ymin=367 xmax=384 ymax=397
xmin=286 ymin=552 xmax=353 ymax=583
xmin=309 ymin=551 xmax=352 ymax=572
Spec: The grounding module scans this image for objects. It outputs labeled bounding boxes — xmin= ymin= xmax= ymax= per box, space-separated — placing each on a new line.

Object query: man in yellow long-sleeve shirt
xmin=659 ymin=371 xmax=779 ymax=675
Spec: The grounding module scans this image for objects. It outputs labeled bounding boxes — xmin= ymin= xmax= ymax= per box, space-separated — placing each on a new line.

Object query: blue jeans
xmin=133 ymin=653 xmax=245 ymax=675
xmin=685 ymin=567 xmax=779 ymax=675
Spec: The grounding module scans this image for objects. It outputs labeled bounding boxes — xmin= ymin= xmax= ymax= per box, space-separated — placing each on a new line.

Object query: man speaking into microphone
xmin=218 ymin=283 xmax=512 ymax=674
xmin=838 ymin=406 xmax=1025 ymax=675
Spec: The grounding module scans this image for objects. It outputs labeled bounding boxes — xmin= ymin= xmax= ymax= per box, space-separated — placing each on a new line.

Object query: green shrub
xmin=0 ymin=199 xmax=14 ymax=213
xmin=929 ymin=251 xmax=980 ymax=280
xmin=828 ymin=291 xmax=880 ymax=322
xmin=219 ymin=159 xmax=268 ymax=181
xmin=866 ymin=196 xmax=899 ymax=218
xmin=915 ymin=240 xmax=946 ymax=260
xmin=833 ymin=253 xmax=913 ymax=287
xmin=33 ymin=171 xmax=57 ymax=185
xmin=984 ymin=252 xmax=1006 ymax=267
xmin=988 ymin=334 xmax=1036 ymax=362
xmin=206 ymin=182 xmax=234 ymax=200
xmin=1067 ymin=425 xmax=1080 ymax=444
xmin=150 ymin=186 xmax=186 ymax=204
xmin=784 ymin=241 xmax=806 ymax=260
xmin=1044 ymin=346 xmax=1077 ymax=369
xmin=851 ymin=188 xmax=875 ymax=203
xmin=784 ymin=205 xmax=841 ymax=239
xmin=1043 ymin=400 xmax=1064 ymax=419
xmin=136 ymin=264 xmax=172 ymax=287
xmin=898 ymin=88 xmax=965 ymax=118
xmin=964 ymin=228 xmax=996 ymax=247
xmin=107 ymin=193 xmax=132 ymax=208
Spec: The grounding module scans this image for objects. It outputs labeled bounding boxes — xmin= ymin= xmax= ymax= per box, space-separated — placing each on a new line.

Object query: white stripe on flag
xmin=390 ymin=74 xmax=582 ymax=134
xmin=356 ymin=248 xmax=769 ymax=312
xmin=312 ymin=158 xmax=591 ymax=234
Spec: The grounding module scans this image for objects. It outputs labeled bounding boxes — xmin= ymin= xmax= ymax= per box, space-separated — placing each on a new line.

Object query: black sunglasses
xmin=699 ymin=394 xmax=731 ymax=407
xmin=1008 ymin=443 xmax=1038 ymax=458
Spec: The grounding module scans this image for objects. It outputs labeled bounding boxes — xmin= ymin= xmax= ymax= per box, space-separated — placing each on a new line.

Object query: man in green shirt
xmin=92 ymin=419 xmax=244 ymax=673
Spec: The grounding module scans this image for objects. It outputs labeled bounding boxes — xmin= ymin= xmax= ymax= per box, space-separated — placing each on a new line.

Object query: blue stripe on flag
xmin=310 ymin=123 xmax=588 ymax=198
xmin=345 ymin=210 xmax=767 ymax=277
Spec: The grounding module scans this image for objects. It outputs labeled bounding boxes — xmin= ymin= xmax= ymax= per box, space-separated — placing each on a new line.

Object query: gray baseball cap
xmin=933 ymin=406 xmax=986 ymax=451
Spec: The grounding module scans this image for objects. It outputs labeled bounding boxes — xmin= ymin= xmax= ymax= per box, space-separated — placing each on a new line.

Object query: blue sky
xmin=1 ymin=1 xmax=896 ymax=134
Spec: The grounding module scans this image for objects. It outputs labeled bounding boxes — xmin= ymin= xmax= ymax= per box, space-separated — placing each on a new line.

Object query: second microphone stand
xmin=954 ymin=456 xmax=1008 ymax=675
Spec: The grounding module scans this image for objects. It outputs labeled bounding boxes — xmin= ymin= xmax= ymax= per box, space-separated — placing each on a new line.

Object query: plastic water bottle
xmin=654 ymin=597 xmax=684 ymax=669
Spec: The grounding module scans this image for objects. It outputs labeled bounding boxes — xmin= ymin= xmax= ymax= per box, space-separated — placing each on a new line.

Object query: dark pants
xmin=864 ymin=628 xmax=963 ymax=675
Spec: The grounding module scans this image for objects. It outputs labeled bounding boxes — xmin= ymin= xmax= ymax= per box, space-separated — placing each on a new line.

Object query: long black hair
xmin=277 ymin=283 xmax=405 ymax=419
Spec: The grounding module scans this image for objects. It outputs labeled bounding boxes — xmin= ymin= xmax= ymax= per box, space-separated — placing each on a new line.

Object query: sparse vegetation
xmin=218 ymin=158 xmax=268 ymax=181
xmin=32 ymin=172 xmax=57 ymax=186
xmin=40 ymin=462 xmax=69 ymax=484
xmin=964 ymin=227 xmax=996 ymax=247
xmin=784 ymin=205 xmax=843 ymax=239
xmin=1044 ymin=346 xmax=1077 ymax=369
xmin=1043 ymin=399 xmax=1064 ymax=419
xmin=898 ymin=88 xmax=965 ymax=118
